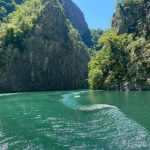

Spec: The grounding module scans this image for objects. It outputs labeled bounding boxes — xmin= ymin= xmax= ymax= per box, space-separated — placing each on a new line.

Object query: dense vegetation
xmin=0 ymin=0 xmax=44 ymax=76
xmin=90 ymin=29 xmax=103 ymax=51
xmin=88 ymin=31 xmax=149 ymax=89
xmin=117 ymin=0 xmax=145 ymax=5
xmin=0 ymin=0 xmax=43 ymax=46
xmin=0 ymin=0 xmax=89 ymax=92
xmin=88 ymin=0 xmax=150 ymax=90
xmin=0 ymin=0 xmax=25 ymax=21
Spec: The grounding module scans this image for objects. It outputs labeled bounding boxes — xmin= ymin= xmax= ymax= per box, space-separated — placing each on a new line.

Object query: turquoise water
xmin=0 ymin=90 xmax=150 ymax=150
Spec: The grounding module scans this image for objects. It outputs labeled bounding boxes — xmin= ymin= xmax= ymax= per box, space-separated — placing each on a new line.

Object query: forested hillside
xmin=88 ymin=0 xmax=150 ymax=90
xmin=0 ymin=0 xmax=89 ymax=92
xmin=0 ymin=0 xmax=25 ymax=21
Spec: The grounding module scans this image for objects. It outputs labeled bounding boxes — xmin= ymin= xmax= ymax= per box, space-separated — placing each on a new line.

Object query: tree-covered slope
xmin=90 ymin=29 xmax=103 ymax=51
xmin=0 ymin=0 xmax=25 ymax=21
xmin=88 ymin=0 xmax=150 ymax=90
xmin=0 ymin=0 xmax=93 ymax=48
xmin=0 ymin=0 xmax=89 ymax=92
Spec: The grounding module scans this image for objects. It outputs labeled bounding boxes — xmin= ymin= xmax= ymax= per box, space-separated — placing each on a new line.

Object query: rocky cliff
xmin=60 ymin=0 xmax=92 ymax=47
xmin=0 ymin=0 xmax=92 ymax=46
xmin=88 ymin=0 xmax=150 ymax=91
xmin=112 ymin=0 xmax=150 ymax=39
xmin=111 ymin=0 xmax=150 ymax=90
xmin=0 ymin=0 xmax=89 ymax=92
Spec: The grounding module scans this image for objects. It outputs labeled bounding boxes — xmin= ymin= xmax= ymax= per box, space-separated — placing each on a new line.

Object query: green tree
xmin=116 ymin=0 xmax=144 ymax=5
xmin=88 ymin=31 xmax=134 ymax=89
xmin=90 ymin=29 xmax=103 ymax=51
xmin=0 ymin=0 xmax=44 ymax=47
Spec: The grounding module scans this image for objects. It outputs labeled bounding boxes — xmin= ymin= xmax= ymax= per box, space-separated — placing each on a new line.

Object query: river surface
xmin=0 ymin=90 xmax=150 ymax=150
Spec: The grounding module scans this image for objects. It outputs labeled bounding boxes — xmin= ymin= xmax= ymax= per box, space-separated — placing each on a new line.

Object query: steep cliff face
xmin=88 ymin=0 xmax=150 ymax=91
xmin=0 ymin=0 xmax=92 ymax=45
xmin=111 ymin=0 xmax=150 ymax=90
xmin=112 ymin=0 xmax=150 ymax=39
xmin=0 ymin=0 xmax=89 ymax=92
xmin=60 ymin=0 xmax=92 ymax=47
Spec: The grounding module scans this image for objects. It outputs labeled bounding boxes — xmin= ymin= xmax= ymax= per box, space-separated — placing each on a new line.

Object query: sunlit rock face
xmin=112 ymin=1 xmax=150 ymax=39
xmin=110 ymin=0 xmax=150 ymax=90
xmin=0 ymin=0 xmax=89 ymax=92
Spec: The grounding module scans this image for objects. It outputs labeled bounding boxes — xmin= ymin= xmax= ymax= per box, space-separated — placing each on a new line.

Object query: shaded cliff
xmin=0 ymin=0 xmax=89 ymax=92
xmin=60 ymin=0 xmax=92 ymax=47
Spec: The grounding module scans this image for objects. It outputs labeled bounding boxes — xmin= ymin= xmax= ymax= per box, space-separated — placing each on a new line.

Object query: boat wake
xmin=79 ymin=104 xmax=117 ymax=111
xmin=60 ymin=91 xmax=150 ymax=149
xmin=0 ymin=91 xmax=150 ymax=149
xmin=62 ymin=91 xmax=117 ymax=111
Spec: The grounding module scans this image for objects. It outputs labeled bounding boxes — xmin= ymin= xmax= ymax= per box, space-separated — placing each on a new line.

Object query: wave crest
xmin=0 ymin=93 xmax=20 ymax=97
xmin=79 ymin=104 xmax=117 ymax=111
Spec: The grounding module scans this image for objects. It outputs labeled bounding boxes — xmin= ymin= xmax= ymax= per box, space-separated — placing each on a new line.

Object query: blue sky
xmin=73 ymin=0 xmax=116 ymax=30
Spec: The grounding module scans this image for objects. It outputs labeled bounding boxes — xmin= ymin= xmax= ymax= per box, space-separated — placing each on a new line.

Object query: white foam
xmin=74 ymin=95 xmax=80 ymax=98
xmin=73 ymin=91 xmax=87 ymax=95
xmin=73 ymin=92 xmax=80 ymax=95
xmin=62 ymin=93 xmax=117 ymax=111
xmin=79 ymin=104 xmax=117 ymax=111
xmin=0 ymin=93 xmax=20 ymax=97
xmin=80 ymin=91 xmax=88 ymax=93
xmin=0 ymin=131 xmax=4 ymax=138
xmin=0 ymin=143 xmax=8 ymax=150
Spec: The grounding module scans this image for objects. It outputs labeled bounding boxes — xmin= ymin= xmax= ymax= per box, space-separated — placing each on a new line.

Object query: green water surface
xmin=0 ymin=90 xmax=150 ymax=150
